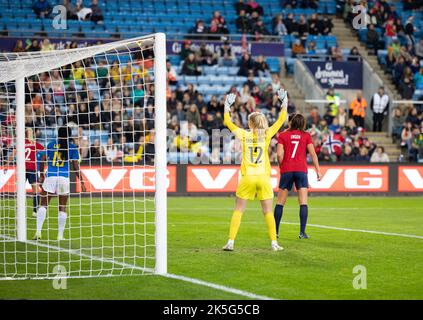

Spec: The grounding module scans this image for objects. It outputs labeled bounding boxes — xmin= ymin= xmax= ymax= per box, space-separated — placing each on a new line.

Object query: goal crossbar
xmin=0 ymin=35 xmax=157 ymax=83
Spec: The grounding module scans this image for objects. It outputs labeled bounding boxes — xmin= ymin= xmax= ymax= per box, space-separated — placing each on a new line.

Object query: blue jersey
xmin=46 ymin=141 xmax=80 ymax=178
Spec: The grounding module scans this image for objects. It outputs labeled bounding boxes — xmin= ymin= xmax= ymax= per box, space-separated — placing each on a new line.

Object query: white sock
xmin=36 ymin=206 xmax=47 ymax=233
xmin=58 ymin=211 xmax=67 ymax=238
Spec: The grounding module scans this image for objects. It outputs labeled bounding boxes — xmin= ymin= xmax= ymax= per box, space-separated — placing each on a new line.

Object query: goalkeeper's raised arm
xmin=223 ymin=93 xmax=244 ymax=139
xmin=267 ymin=88 xmax=289 ymax=138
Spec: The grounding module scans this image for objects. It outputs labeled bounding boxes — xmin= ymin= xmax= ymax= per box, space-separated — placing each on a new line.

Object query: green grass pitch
xmin=0 ymin=196 xmax=422 ymax=300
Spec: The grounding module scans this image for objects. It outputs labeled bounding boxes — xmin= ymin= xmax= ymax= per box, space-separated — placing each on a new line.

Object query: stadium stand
xmin=340 ymin=0 xmax=423 ymax=162
xmin=0 ymin=0 xmax=422 ymax=163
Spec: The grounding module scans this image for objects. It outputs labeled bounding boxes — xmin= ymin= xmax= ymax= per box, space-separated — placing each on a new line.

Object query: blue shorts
xmin=26 ymin=171 xmax=37 ymax=184
xmin=279 ymin=172 xmax=309 ymax=191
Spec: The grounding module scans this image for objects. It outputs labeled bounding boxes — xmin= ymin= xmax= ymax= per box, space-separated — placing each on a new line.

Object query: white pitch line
xmin=168 ymin=221 xmax=423 ymax=240
xmin=282 ymin=222 xmax=423 ymax=240
xmin=163 ymin=273 xmax=273 ymax=300
xmin=0 ymin=235 xmax=274 ymax=300
xmin=168 ymin=207 xmax=423 ymax=240
xmin=169 ymin=207 xmax=418 ymax=211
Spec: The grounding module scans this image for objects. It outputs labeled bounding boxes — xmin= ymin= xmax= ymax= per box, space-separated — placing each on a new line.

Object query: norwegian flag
xmin=323 ymin=133 xmax=343 ymax=156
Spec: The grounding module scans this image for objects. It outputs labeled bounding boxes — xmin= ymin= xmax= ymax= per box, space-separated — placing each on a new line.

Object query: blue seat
xmin=284 ymin=48 xmax=292 ymax=57
xmin=227 ymin=67 xmax=238 ymax=76
xmin=285 ymin=57 xmax=296 ymax=74
xmin=197 ymin=76 xmax=211 ymax=85
xmin=358 ymin=29 xmax=367 ymax=42
xmin=234 ymin=76 xmax=246 ymax=84
xmin=315 ymin=39 xmax=326 ymax=49
xmin=341 ymin=48 xmax=350 ymax=56
xmin=168 ymin=56 xmax=181 ymax=65
xmin=221 ymin=76 xmax=237 ymax=85
xmin=267 ymin=57 xmax=280 ymax=73
xmin=183 ymin=75 xmax=198 ymax=83
xmin=377 ymin=49 xmax=388 ymax=65
xmin=325 ymin=3 xmax=336 ymax=14
xmin=8 ymin=31 xmax=24 ymax=37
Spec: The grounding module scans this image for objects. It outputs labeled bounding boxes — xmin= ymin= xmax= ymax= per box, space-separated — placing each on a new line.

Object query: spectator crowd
xmin=306 ymin=98 xmax=384 ymax=163
xmin=342 ymin=0 xmax=423 ymax=162
xmin=4 ymin=34 xmax=422 ymax=164
xmin=392 ymin=104 xmax=423 ymax=162
xmin=1 ymin=0 xmax=421 ymax=163
xmin=344 ymin=0 xmax=423 ymax=101
xmin=188 ymin=0 xmax=273 ymax=41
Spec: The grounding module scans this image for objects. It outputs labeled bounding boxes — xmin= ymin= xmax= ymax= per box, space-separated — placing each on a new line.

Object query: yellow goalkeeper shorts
xmin=236 ymin=175 xmax=274 ymax=201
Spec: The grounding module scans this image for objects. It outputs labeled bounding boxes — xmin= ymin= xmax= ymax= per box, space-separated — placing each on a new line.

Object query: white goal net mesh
xmin=0 ymin=34 xmax=167 ymax=279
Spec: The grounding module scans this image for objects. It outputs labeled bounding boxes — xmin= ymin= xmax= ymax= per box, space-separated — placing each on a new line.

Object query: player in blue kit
xmin=33 ymin=127 xmax=86 ymax=241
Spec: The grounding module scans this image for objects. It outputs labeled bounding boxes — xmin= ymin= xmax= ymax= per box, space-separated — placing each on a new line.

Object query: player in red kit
xmin=6 ymin=129 xmax=45 ymax=217
xmin=274 ymin=114 xmax=322 ymax=239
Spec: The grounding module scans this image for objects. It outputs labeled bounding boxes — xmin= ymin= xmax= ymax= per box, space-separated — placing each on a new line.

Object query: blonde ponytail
xmin=248 ymin=112 xmax=269 ymax=130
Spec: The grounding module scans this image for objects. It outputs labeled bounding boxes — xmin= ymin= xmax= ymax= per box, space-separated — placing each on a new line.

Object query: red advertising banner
xmin=4 ymin=164 xmax=421 ymax=194
xmin=186 ymin=165 xmax=389 ymax=193
xmin=398 ymin=166 xmax=423 ymax=192
xmin=78 ymin=166 xmax=177 ymax=193
xmin=0 ymin=168 xmax=33 ymax=193
xmin=0 ymin=166 xmax=177 ymax=193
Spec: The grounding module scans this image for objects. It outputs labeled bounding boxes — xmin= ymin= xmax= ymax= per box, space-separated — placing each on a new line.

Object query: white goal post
xmin=154 ymin=33 xmax=167 ymax=275
xmin=0 ymin=33 xmax=167 ymax=279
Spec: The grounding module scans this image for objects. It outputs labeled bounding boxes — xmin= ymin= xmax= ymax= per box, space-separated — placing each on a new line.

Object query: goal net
xmin=0 ymin=33 xmax=167 ymax=279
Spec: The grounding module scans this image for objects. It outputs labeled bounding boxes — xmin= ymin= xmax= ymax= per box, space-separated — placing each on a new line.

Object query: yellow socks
xmin=264 ymin=212 xmax=277 ymax=241
xmin=228 ymin=210 xmax=243 ymax=240
xmin=228 ymin=211 xmax=277 ymax=242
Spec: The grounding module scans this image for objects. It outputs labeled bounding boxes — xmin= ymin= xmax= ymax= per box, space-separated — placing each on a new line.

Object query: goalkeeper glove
xmin=277 ymin=88 xmax=288 ymax=109
xmin=224 ymin=93 xmax=236 ymax=113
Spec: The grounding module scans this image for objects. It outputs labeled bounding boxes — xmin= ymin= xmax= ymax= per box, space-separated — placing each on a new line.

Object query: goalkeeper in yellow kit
xmin=222 ymin=89 xmax=288 ymax=251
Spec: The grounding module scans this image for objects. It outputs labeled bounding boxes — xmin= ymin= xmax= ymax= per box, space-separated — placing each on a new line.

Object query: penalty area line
xmin=0 ymin=235 xmax=274 ymax=300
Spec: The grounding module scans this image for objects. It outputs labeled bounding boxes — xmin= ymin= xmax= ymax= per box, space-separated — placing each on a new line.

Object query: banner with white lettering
xmin=77 ymin=166 xmax=177 ymax=193
xmin=186 ymin=165 xmax=389 ymax=192
xmin=166 ymin=40 xmax=284 ymax=57
xmin=303 ymin=60 xmax=363 ymax=89
xmin=0 ymin=166 xmax=177 ymax=193
xmin=398 ymin=166 xmax=423 ymax=192
xmin=0 ymin=38 xmax=284 ymax=57
xmin=1 ymin=165 xmax=422 ymax=194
